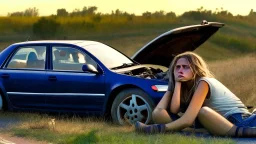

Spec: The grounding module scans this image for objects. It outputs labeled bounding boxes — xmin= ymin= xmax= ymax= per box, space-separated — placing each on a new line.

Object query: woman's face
xmin=174 ymin=58 xmax=193 ymax=82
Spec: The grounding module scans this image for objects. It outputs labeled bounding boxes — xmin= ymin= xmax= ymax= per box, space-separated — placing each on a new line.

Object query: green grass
xmin=9 ymin=128 xmax=234 ymax=144
xmin=1 ymin=14 xmax=256 ymax=61
xmin=0 ymin=112 xmax=234 ymax=144
xmin=1 ymin=16 xmax=255 ymax=59
xmin=194 ymin=42 xmax=242 ymax=61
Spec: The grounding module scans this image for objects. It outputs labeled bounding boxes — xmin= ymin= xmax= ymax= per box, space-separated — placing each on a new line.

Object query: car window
xmin=52 ymin=47 xmax=97 ymax=71
xmin=7 ymin=46 xmax=46 ymax=69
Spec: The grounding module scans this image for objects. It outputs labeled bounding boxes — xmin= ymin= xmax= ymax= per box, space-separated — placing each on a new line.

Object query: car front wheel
xmin=111 ymin=88 xmax=155 ymax=125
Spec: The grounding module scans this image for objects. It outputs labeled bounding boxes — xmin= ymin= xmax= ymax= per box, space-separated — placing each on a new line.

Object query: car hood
xmin=131 ymin=21 xmax=224 ymax=67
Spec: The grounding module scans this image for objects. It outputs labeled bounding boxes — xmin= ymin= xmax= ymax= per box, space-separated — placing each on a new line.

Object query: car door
xmin=45 ymin=46 xmax=105 ymax=112
xmin=0 ymin=45 xmax=48 ymax=109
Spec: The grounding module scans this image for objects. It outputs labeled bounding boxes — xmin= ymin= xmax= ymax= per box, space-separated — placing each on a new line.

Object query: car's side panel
xmin=0 ymin=82 xmax=12 ymax=110
xmin=0 ymin=44 xmax=50 ymax=109
xmin=45 ymin=71 xmax=106 ymax=112
xmin=0 ymin=70 xmax=48 ymax=108
xmin=43 ymin=44 xmax=106 ymax=113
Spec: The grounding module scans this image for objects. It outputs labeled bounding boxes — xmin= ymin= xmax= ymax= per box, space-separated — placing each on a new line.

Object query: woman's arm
xmin=155 ymin=90 xmax=172 ymax=109
xmin=165 ymin=81 xmax=209 ymax=131
xmin=170 ymin=82 xmax=181 ymax=114
xmin=156 ymin=81 xmax=181 ymax=113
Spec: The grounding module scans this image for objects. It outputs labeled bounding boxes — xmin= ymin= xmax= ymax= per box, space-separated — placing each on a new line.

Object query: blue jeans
xmin=227 ymin=113 xmax=256 ymax=127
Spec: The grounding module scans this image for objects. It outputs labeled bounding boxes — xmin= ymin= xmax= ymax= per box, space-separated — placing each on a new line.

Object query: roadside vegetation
xmin=0 ymin=6 xmax=255 ymax=144
xmin=0 ymin=6 xmax=256 ymax=57
xmin=0 ymin=54 xmax=254 ymax=144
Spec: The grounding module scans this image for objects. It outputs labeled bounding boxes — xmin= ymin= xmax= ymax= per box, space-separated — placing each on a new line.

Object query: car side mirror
xmin=82 ymin=64 xmax=99 ymax=74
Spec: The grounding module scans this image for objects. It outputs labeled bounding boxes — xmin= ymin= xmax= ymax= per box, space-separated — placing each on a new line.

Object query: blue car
xmin=0 ymin=21 xmax=224 ymax=125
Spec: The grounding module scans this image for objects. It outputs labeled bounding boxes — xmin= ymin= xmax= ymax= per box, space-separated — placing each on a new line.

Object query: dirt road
xmin=0 ymin=116 xmax=47 ymax=144
xmin=0 ymin=134 xmax=48 ymax=144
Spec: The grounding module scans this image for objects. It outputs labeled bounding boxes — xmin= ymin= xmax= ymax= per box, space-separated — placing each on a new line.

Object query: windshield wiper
xmin=111 ymin=63 xmax=138 ymax=70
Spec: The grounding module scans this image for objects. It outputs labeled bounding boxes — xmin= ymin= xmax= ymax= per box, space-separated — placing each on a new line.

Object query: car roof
xmin=13 ymin=40 xmax=102 ymax=47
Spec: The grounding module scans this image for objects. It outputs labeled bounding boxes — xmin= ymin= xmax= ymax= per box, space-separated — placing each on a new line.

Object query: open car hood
xmin=131 ymin=21 xmax=224 ymax=67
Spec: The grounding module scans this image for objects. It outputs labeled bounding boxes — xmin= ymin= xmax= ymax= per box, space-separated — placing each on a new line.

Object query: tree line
xmin=8 ymin=6 xmax=256 ymax=18
xmin=7 ymin=6 xmax=176 ymax=18
xmin=3 ymin=6 xmax=256 ymax=40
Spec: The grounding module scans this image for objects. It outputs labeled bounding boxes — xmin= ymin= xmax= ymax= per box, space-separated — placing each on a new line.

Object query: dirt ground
xmin=0 ymin=133 xmax=48 ymax=144
xmin=0 ymin=116 xmax=48 ymax=144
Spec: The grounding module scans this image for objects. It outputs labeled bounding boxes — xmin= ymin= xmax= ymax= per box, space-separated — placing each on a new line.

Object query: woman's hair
xmin=168 ymin=52 xmax=214 ymax=108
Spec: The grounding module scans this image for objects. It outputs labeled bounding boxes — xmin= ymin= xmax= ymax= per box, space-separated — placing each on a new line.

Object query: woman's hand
xmin=170 ymin=81 xmax=181 ymax=114
xmin=175 ymin=81 xmax=181 ymax=86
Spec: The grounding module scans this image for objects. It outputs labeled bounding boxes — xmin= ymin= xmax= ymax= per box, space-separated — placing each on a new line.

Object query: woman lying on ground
xmin=135 ymin=52 xmax=256 ymax=137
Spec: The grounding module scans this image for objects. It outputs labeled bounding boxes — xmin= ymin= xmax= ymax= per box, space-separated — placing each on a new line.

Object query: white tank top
xmin=199 ymin=77 xmax=250 ymax=118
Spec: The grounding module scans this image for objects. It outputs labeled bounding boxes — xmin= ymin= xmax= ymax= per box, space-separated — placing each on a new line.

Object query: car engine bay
xmin=119 ymin=66 xmax=169 ymax=81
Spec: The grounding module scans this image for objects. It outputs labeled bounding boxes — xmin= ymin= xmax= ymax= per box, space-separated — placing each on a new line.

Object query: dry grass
xmin=13 ymin=115 xmax=133 ymax=135
xmin=208 ymin=53 xmax=256 ymax=106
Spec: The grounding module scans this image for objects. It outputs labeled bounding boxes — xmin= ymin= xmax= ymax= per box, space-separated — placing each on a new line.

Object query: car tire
xmin=111 ymin=88 xmax=155 ymax=125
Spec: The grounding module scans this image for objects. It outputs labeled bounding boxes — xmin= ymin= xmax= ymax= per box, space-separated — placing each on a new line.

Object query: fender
xmin=0 ymin=82 xmax=13 ymax=110
xmin=102 ymin=83 xmax=142 ymax=115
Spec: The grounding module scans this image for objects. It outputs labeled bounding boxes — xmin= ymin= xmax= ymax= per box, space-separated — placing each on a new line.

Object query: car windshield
xmin=83 ymin=44 xmax=134 ymax=69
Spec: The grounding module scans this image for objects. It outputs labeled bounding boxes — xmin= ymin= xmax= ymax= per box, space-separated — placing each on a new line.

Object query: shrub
xmin=33 ymin=17 xmax=60 ymax=39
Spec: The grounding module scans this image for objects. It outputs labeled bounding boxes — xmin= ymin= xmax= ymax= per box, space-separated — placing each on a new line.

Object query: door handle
xmin=1 ymin=74 xmax=9 ymax=78
xmin=48 ymin=76 xmax=57 ymax=81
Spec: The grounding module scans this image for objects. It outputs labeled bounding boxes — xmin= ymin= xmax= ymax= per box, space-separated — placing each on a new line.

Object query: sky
xmin=0 ymin=0 xmax=255 ymax=16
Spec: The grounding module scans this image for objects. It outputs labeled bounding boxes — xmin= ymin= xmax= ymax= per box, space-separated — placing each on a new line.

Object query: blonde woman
xmin=135 ymin=52 xmax=256 ymax=137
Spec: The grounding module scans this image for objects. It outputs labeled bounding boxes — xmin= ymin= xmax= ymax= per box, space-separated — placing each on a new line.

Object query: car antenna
xmin=26 ymin=36 xmax=30 ymax=41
